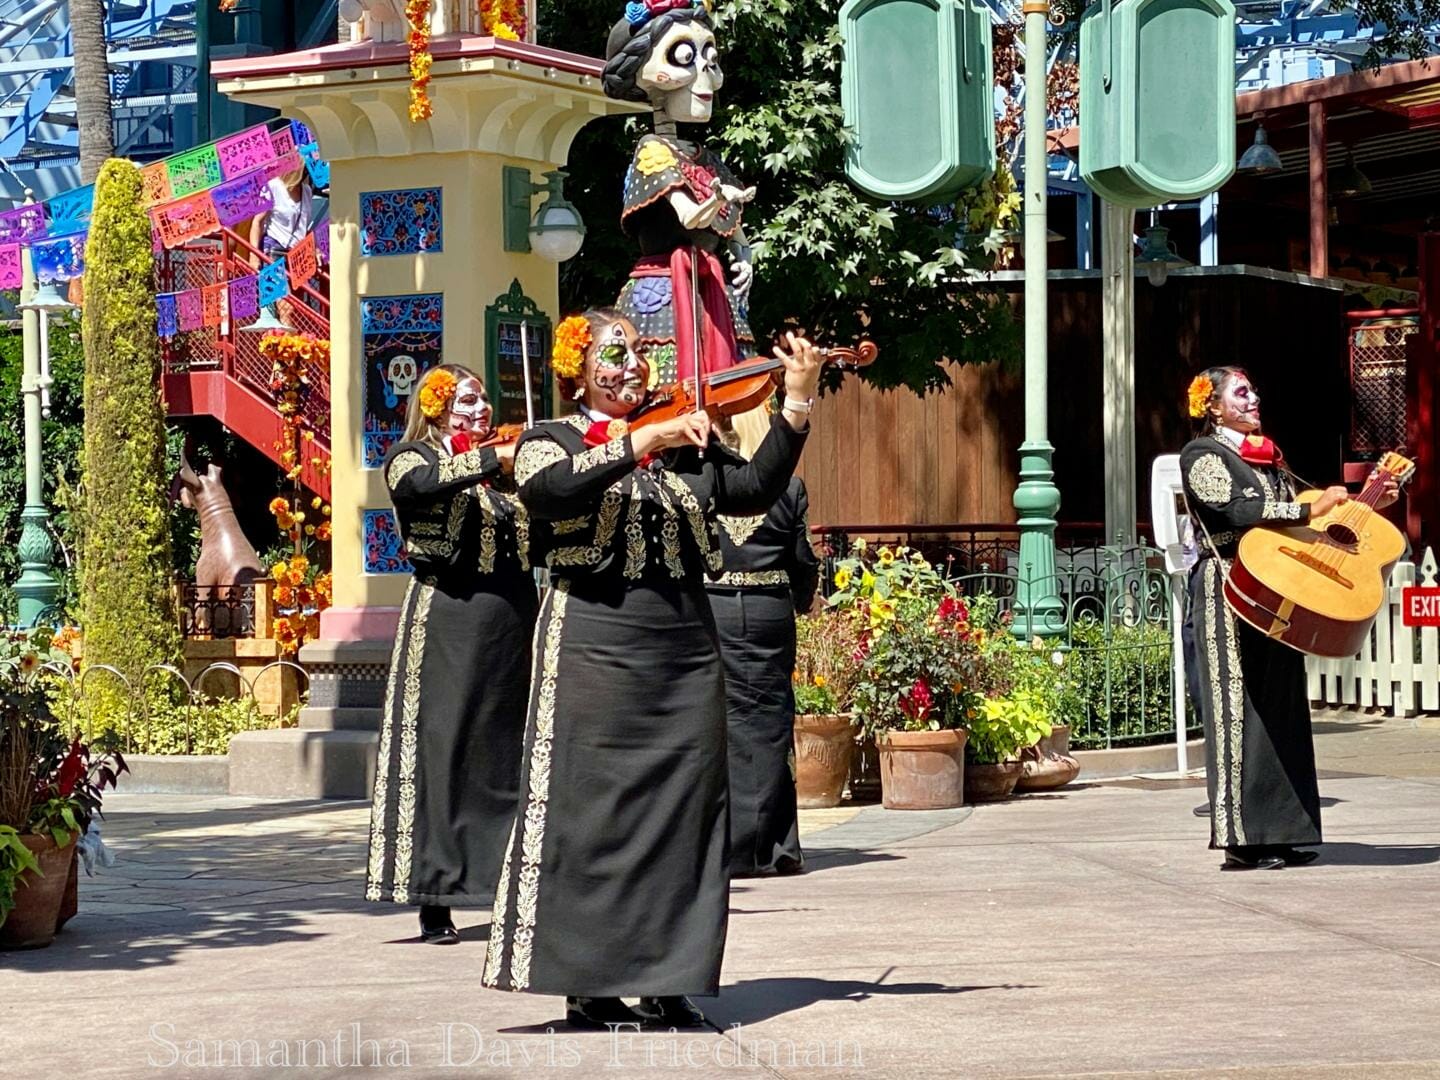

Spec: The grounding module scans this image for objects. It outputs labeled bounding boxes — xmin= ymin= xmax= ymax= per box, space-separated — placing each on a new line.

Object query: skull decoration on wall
xmin=388 ymin=355 xmax=419 ymax=398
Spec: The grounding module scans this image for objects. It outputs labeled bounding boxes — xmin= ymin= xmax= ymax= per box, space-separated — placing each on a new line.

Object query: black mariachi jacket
xmin=382 ymin=439 xmax=530 ymax=580
xmin=706 ymin=475 xmax=820 ymax=614
xmin=513 ymin=412 xmax=807 ymax=585
xmin=1180 ymin=433 xmax=1309 ymax=559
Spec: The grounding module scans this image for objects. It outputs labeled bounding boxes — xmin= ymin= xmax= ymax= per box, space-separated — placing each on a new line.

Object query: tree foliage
xmin=538 ymin=0 xmax=1019 ymax=393
xmin=78 ymin=160 xmax=181 ymax=683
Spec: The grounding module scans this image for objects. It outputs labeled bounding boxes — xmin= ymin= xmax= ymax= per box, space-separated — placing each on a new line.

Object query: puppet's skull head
xmin=639 ymin=20 xmax=722 ymax=123
xmin=388 ymin=355 xmax=418 ymax=396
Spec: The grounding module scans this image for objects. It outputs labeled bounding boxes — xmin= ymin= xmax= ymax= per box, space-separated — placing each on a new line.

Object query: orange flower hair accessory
xmin=552 ymin=315 xmax=592 ymax=380
xmin=418 ymin=368 xmax=458 ymax=419
xmin=1187 ymin=374 xmax=1214 ymax=419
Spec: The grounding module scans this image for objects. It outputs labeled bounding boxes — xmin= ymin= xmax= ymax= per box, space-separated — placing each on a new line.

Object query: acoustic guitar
xmin=1224 ymin=451 xmax=1416 ymax=658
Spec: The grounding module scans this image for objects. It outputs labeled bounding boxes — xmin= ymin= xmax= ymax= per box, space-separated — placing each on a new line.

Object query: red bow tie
xmin=1237 ymin=434 xmax=1284 ymax=467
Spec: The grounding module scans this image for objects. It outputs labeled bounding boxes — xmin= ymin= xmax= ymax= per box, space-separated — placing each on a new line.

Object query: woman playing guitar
xmin=1180 ymin=366 xmax=1398 ymax=872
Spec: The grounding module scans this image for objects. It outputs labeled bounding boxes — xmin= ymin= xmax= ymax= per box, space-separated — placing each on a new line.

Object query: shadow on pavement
xmin=798 ymin=849 xmax=903 ymax=872
xmin=706 ymin=976 xmax=1034 ymax=1026
xmin=1314 ymin=842 xmax=1440 ymax=866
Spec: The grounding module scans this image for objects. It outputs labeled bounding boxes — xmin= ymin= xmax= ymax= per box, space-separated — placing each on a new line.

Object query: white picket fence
xmin=1307 ymin=547 xmax=1440 ymax=716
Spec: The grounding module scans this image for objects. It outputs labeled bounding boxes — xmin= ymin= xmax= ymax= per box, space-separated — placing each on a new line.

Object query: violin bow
xmin=519 ymin=319 xmax=536 ymax=429
xmin=691 ymin=243 xmax=705 ymax=416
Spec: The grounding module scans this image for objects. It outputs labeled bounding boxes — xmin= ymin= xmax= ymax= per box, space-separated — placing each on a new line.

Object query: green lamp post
xmin=15 ymin=214 xmax=68 ymax=628
xmin=1011 ymin=0 xmax=1066 ymax=639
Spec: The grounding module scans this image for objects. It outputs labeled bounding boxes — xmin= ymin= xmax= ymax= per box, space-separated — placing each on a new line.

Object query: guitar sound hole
xmin=1324 ymin=522 xmax=1358 ymax=547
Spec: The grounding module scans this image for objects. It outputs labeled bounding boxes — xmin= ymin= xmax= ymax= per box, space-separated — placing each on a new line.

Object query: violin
xmin=626 ymin=341 xmax=878 ymax=431
xmin=450 ymin=423 xmax=524 ymax=454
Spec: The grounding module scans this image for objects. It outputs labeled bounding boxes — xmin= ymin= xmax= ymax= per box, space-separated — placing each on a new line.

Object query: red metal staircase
xmin=158 ymin=229 xmax=332 ymax=503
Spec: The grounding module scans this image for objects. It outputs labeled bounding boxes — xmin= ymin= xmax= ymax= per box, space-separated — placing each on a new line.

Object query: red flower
xmin=936 ymin=596 xmax=969 ymax=624
xmin=899 ymin=677 xmax=934 ymax=721
xmin=851 ymin=633 xmax=870 ymax=663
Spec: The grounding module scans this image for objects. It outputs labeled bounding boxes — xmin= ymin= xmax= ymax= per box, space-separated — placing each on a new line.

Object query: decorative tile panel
xmin=361 ymin=293 xmax=443 ymax=468
xmin=360 ymin=187 xmax=442 ymax=257
xmin=363 ymin=509 xmax=412 ymax=575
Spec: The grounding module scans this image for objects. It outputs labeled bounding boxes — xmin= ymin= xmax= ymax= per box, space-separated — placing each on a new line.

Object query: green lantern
xmin=1080 ymin=0 xmax=1236 ymax=208
xmin=840 ymin=0 xmax=995 ymax=202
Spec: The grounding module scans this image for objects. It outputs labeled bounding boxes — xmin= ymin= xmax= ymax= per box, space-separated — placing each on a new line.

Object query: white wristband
xmin=782 ymin=397 xmax=814 ymax=415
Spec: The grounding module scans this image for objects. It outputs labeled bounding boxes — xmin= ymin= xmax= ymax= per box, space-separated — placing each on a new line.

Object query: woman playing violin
xmin=481 ymin=309 xmax=822 ymax=1030
xmin=365 ymin=366 xmax=535 ymax=944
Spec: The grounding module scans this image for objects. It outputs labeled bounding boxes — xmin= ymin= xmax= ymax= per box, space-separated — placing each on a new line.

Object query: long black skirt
xmin=1189 ymin=558 xmax=1322 ymax=849
xmin=483 ymin=577 xmax=730 ymax=998
xmin=708 ymin=587 xmax=802 ymax=876
xmin=365 ymin=573 xmax=538 ymax=906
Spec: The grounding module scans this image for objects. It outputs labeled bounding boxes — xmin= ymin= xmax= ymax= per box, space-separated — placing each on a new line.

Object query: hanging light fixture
xmin=1237 ymin=120 xmax=1283 ymax=175
xmin=1330 ymin=146 xmax=1372 ymax=199
xmin=19 ymin=280 xmax=78 ymax=314
xmin=1134 ymin=225 xmax=1189 ymax=287
xmin=240 ymin=306 xmax=294 ymax=333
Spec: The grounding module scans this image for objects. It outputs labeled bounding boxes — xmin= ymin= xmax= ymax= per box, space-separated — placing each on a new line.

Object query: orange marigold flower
xmin=271 ymin=562 xmax=289 ymax=583
xmin=275 ymin=584 xmax=297 ymax=608
xmin=315 ymin=522 xmax=332 ymax=541
xmin=418 ymin=368 xmax=458 ymax=420
xmin=1187 ymin=374 xmax=1214 ymax=420
xmin=269 ymin=496 xmax=290 ymax=516
xmin=551 ymin=315 xmax=592 ymax=380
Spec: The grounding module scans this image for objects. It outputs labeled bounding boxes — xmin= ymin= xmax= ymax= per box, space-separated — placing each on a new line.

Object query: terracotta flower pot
xmin=55 ymin=853 xmax=79 ymax=932
xmin=1 ymin=835 xmax=76 ymax=951
xmin=793 ymin=714 xmax=859 ymax=809
xmin=964 ymin=760 xmax=1023 ymax=803
xmin=1016 ymin=723 xmax=1082 ymax=792
xmin=877 ymin=729 xmax=968 ymax=810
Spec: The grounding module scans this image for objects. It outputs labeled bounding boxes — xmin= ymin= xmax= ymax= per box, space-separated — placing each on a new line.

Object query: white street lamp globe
xmin=528 ymin=201 xmax=585 ymax=263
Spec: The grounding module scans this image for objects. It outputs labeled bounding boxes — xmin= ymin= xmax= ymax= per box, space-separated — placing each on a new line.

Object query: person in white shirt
xmin=249 ymin=167 xmax=313 ymax=261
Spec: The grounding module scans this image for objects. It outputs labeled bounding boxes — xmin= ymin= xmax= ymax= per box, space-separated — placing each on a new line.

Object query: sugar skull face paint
xmin=448 ymin=377 xmax=492 ymax=436
xmin=581 ymin=317 xmax=650 ymax=416
xmin=1215 ymin=371 xmax=1261 ymax=434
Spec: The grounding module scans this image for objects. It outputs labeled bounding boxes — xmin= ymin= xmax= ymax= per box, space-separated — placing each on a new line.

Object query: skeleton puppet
xmin=603 ymin=0 xmax=757 ymax=387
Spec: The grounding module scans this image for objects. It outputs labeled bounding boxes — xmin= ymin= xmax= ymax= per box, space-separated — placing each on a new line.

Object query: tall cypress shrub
xmin=79 ymin=160 xmax=181 ymax=692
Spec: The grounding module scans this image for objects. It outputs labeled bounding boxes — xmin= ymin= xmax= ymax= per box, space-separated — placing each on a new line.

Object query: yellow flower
xmin=860 ymin=570 xmax=875 ymax=592
xmin=492 ymin=21 xmax=519 ymax=40
xmin=813 ymin=675 xmax=827 ymax=688
xmin=834 ymin=567 xmax=852 ymax=591
xmin=271 ymin=562 xmax=289 ymax=584
xmin=870 ymin=598 xmax=896 ymax=625
xmin=635 ymin=140 xmax=679 ymax=177
xmin=877 ymin=546 xmax=895 ymax=565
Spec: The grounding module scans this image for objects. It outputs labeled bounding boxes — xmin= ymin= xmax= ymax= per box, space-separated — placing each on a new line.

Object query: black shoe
xmin=419 ymin=904 xmax=459 ymax=945
xmin=565 ymin=997 xmax=644 ymax=1031
xmin=634 ymin=995 xmax=708 ymax=1029
xmin=1192 ymin=802 xmax=1212 ymax=818
xmin=774 ymin=857 xmax=805 ymax=877
xmin=1271 ymin=846 xmax=1321 ymax=867
xmin=1221 ymin=848 xmax=1286 ymax=871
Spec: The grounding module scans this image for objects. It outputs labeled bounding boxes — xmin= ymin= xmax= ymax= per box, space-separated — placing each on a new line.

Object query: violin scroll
xmin=819 ymin=340 xmax=878 ymax=371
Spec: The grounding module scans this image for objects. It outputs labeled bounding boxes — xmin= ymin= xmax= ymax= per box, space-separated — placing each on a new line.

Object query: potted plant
xmin=0 ymin=630 xmax=125 ymax=949
xmin=792 ymin=612 xmax=864 ymax=809
xmin=966 ymin=602 xmax=1079 ymax=796
xmin=829 ymin=544 xmax=983 ymax=810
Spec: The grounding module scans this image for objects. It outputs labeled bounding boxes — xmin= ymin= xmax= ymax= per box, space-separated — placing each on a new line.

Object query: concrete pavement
xmin=2 ymin=708 xmax=1438 ymax=1079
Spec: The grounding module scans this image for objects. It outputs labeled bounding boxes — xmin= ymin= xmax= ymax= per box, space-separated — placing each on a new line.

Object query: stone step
xmin=227 ymin=729 xmax=377 ymax=799
xmin=298 ymin=705 xmax=382 ymax=732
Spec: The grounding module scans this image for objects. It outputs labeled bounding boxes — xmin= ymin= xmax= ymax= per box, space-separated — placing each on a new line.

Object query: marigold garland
xmin=1187 ymin=374 xmax=1215 ymax=419
xmin=406 ymin=0 xmax=434 ymax=123
xmin=418 ymin=368 xmax=459 ymax=419
xmin=552 ymin=315 xmax=592 ymax=380
xmin=479 ymin=0 xmax=527 ymax=40
xmin=263 ymin=331 xmax=333 ymax=655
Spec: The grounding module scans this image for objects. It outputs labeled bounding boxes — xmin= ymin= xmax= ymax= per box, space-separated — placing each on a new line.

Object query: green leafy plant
xmin=1064 ymin=619 xmax=1178 ymax=750
xmin=0 ymin=825 xmax=40 ymax=925
xmin=968 ymin=688 xmax=1053 ymax=765
xmin=58 ymin=690 xmax=301 ymax=757
xmin=78 ymin=159 xmax=182 ymax=712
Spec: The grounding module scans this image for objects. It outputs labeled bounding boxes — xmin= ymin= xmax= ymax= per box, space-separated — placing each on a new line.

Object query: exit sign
xmin=1403 ymin=587 xmax=1440 ymax=627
